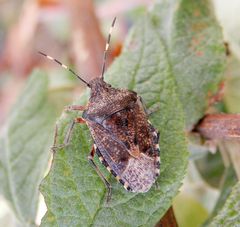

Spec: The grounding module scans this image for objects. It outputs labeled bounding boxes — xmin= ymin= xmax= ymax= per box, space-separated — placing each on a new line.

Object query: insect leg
xmin=51 ymin=124 xmax=62 ymax=153
xmin=64 ymin=105 xmax=86 ymax=112
xmin=147 ymin=106 xmax=160 ymax=116
xmin=138 ymin=96 xmax=160 ymax=116
xmin=51 ymin=117 xmax=86 ymax=152
xmin=138 ymin=96 xmax=148 ymax=114
xmin=63 ymin=117 xmax=86 ymax=145
xmin=88 ymin=145 xmax=112 ymax=203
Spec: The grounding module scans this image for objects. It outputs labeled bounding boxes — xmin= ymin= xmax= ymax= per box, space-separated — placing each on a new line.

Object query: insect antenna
xmin=101 ymin=17 xmax=116 ymax=80
xmin=38 ymin=51 xmax=90 ymax=87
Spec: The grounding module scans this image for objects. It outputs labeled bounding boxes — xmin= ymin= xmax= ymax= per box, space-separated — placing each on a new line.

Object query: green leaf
xmin=204 ymin=166 xmax=237 ymax=226
xmin=209 ymin=181 xmax=240 ymax=226
xmin=0 ymin=70 xmax=69 ymax=226
xmin=173 ymin=193 xmax=209 ymax=227
xmin=152 ymin=0 xmax=226 ymax=128
xmin=40 ymin=0 xmax=225 ymax=226
xmin=40 ymin=14 xmax=187 ymax=227
xmin=195 ymin=151 xmax=225 ymax=188
xmin=224 ymin=57 xmax=240 ymax=112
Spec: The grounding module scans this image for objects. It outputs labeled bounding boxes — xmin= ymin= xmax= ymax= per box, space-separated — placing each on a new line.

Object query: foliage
xmin=0 ymin=0 xmax=234 ymax=226
xmin=0 ymin=71 xmax=70 ymax=226
xmin=209 ymin=181 xmax=240 ymax=226
xmin=40 ymin=0 xmax=225 ymax=226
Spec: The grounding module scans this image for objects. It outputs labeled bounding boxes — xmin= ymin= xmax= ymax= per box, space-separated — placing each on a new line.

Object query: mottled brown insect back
xmin=84 ymin=78 xmax=160 ymax=193
xmin=39 ymin=17 xmax=160 ymax=200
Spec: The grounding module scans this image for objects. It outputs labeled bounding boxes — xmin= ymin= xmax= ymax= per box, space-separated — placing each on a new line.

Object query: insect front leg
xmin=147 ymin=106 xmax=160 ymax=116
xmin=51 ymin=117 xmax=86 ymax=153
xmin=64 ymin=105 xmax=86 ymax=112
xmin=138 ymin=96 xmax=160 ymax=116
xmin=88 ymin=145 xmax=112 ymax=203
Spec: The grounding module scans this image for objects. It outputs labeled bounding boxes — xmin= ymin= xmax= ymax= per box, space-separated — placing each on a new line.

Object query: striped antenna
xmin=38 ymin=51 xmax=90 ymax=87
xmin=101 ymin=17 xmax=116 ymax=79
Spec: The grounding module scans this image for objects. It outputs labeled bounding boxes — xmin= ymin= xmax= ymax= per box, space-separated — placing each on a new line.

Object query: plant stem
xmin=195 ymin=114 xmax=240 ymax=139
xmin=156 ymin=206 xmax=178 ymax=227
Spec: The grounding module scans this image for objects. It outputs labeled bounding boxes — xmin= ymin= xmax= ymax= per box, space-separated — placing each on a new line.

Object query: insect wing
xmin=87 ymin=99 xmax=160 ymax=192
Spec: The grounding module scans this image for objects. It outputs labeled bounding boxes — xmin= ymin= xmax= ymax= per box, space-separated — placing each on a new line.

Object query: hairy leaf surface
xmin=209 ymin=181 xmax=240 ymax=226
xmin=0 ymin=70 xmax=70 ymax=226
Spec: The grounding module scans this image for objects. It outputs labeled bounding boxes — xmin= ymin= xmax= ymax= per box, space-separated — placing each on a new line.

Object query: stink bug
xmin=39 ymin=17 xmax=160 ymax=201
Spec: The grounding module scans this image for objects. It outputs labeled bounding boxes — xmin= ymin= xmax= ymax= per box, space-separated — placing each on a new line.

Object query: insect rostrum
xmin=39 ymin=17 xmax=160 ymax=201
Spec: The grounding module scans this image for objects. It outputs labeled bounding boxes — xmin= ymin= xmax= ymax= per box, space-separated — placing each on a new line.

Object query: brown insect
xmin=39 ymin=17 xmax=160 ymax=201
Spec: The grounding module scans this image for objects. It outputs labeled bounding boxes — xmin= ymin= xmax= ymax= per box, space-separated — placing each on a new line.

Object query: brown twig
xmin=156 ymin=206 xmax=178 ymax=227
xmin=63 ymin=0 xmax=114 ymax=81
xmin=1 ymin=0 xmax=39 ymax=76
xmin=195 ymin=113 xmax=240 ymax=179
xmin=195 ymin=114 xmax=240 ymax=139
